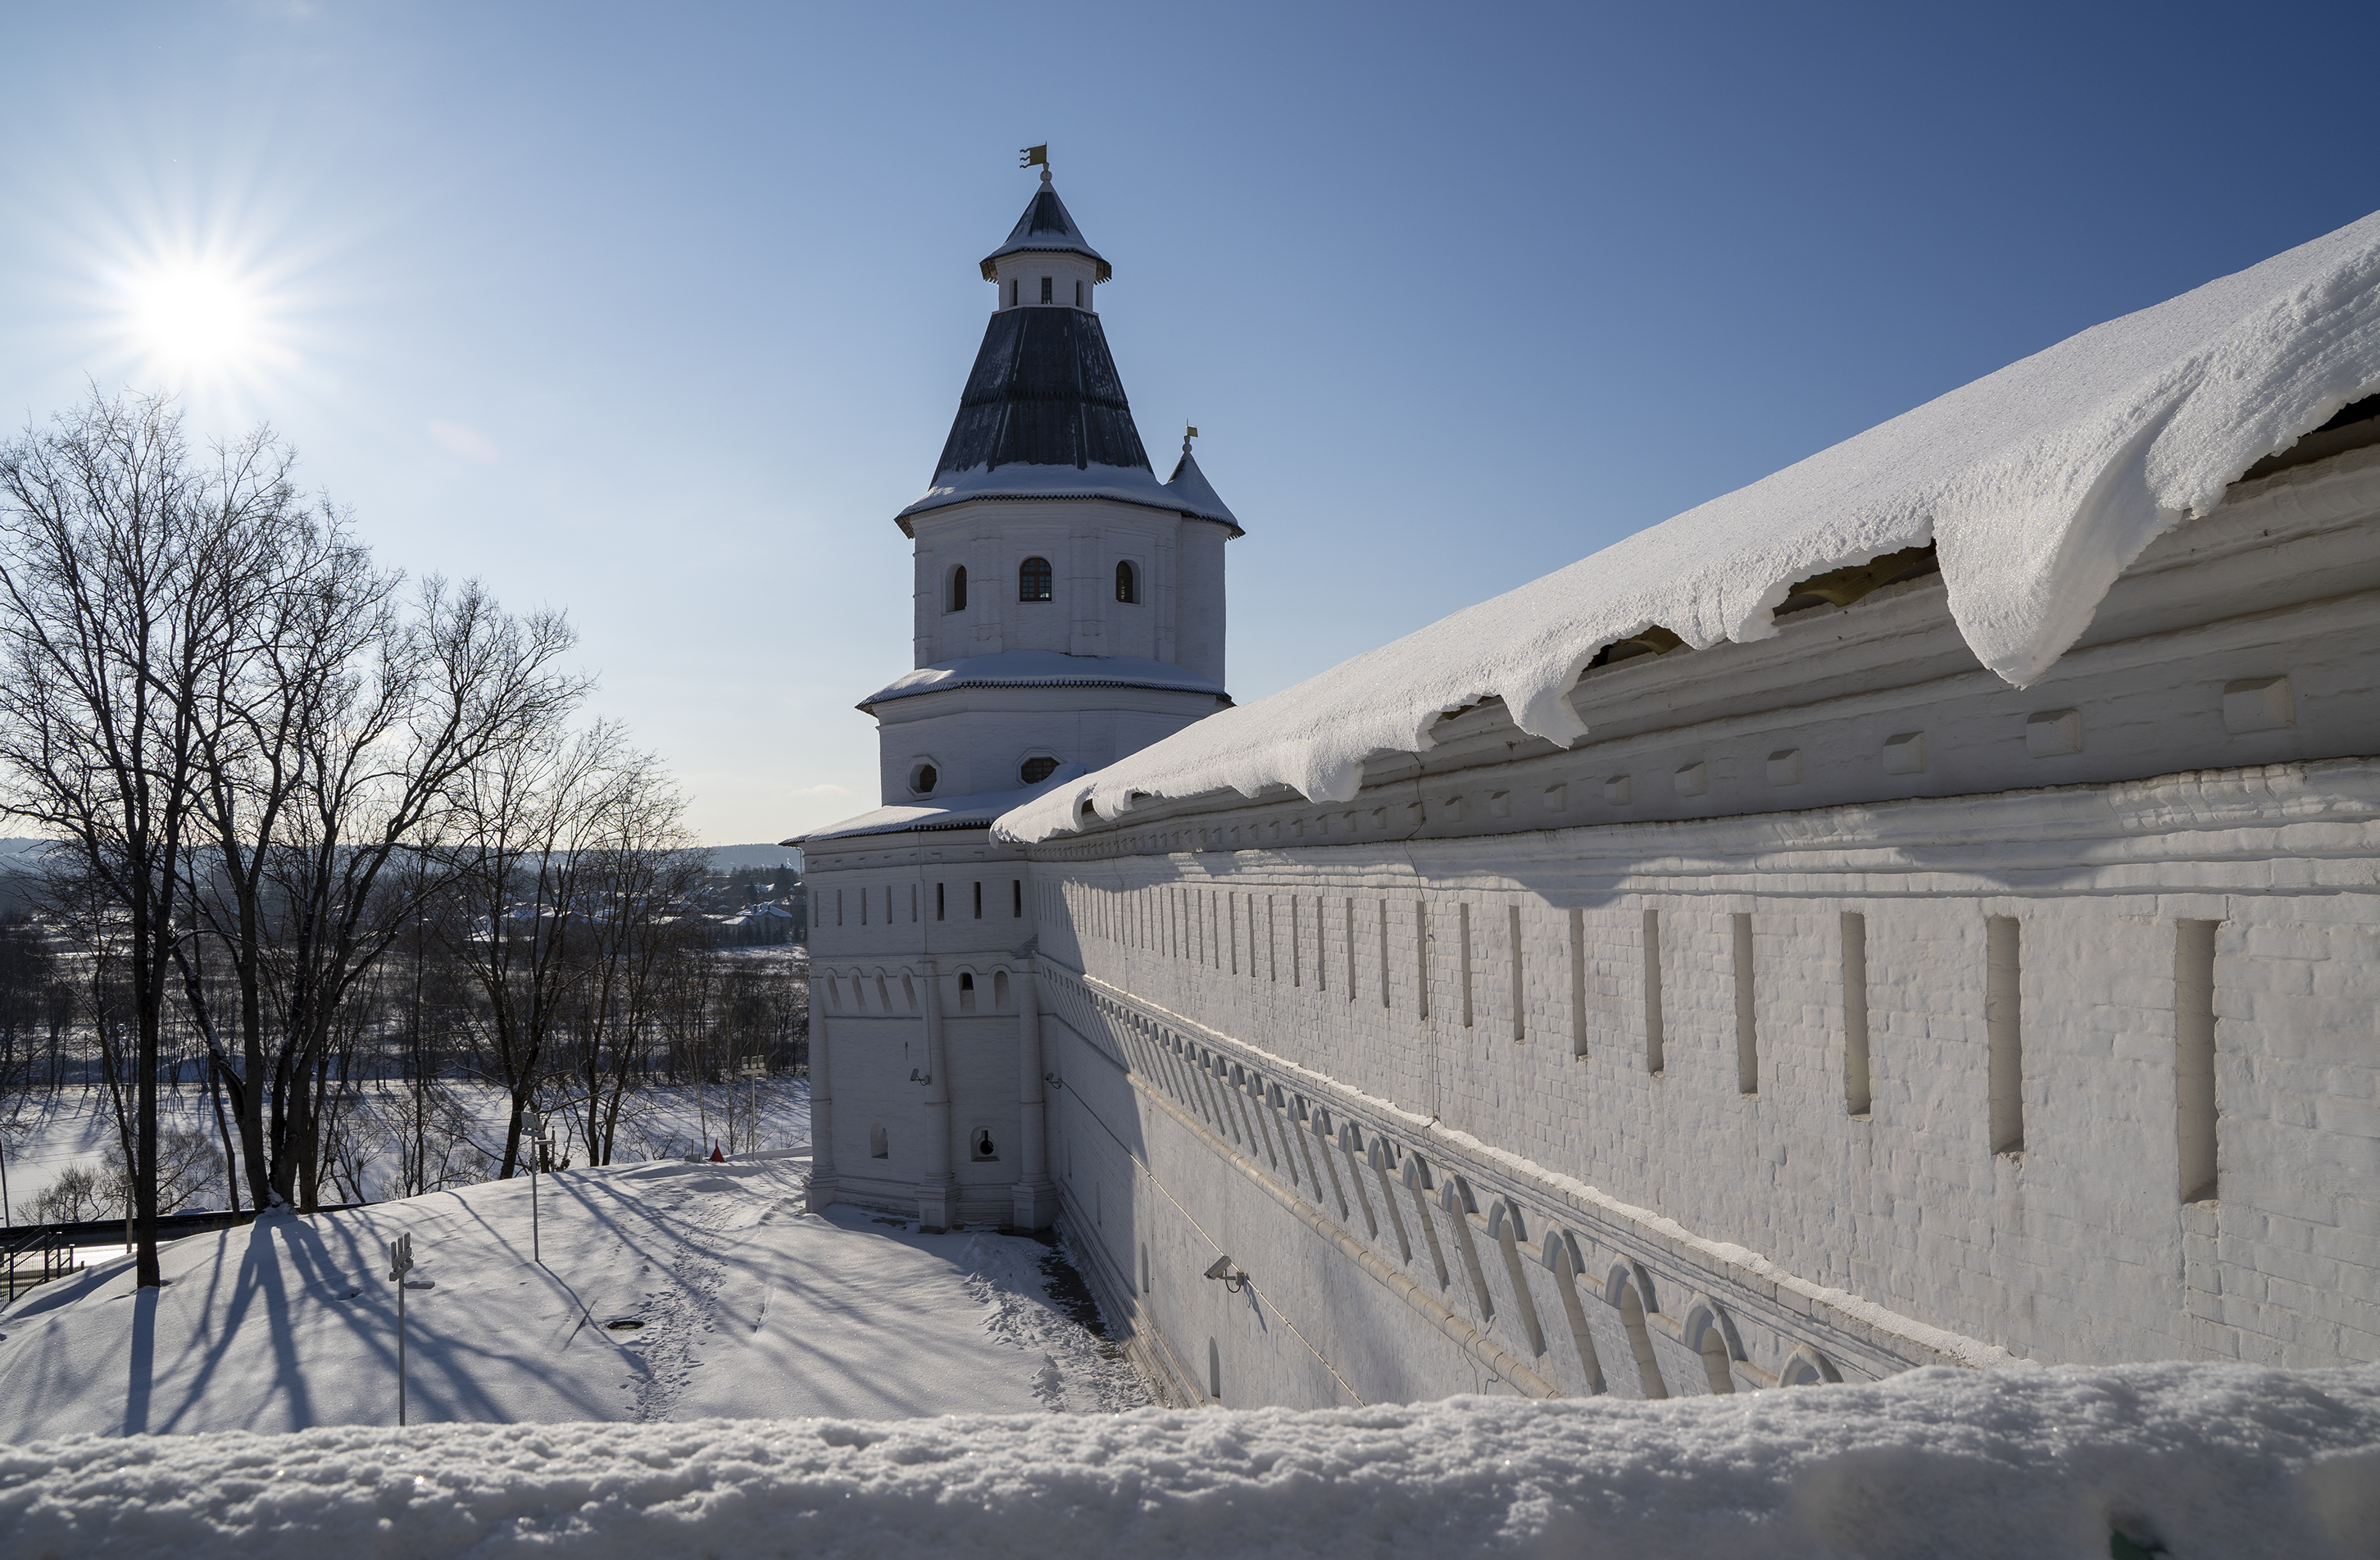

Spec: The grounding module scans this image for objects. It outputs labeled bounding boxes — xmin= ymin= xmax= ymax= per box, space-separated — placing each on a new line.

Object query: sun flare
xmin=123 ymin=263 xmax=262 ymax=371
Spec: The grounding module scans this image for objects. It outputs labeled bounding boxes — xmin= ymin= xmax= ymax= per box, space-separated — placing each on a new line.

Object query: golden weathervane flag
xmin=1020 ymin=144 xmax=1048 ymax=169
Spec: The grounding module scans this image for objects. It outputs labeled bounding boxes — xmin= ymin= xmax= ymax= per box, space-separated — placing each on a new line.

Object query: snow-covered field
xmin=0 ymin=1153 xmax=1143 ymax=1444
xmin=1 ymin=1076 xmax=815 ymax=1222
xmin=2 ymin=1362 xmax=2375 ymax=1557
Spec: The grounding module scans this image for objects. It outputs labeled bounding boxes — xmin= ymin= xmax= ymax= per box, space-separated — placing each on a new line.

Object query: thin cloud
xmin=427 ymin=419 xmax=500 ymax=465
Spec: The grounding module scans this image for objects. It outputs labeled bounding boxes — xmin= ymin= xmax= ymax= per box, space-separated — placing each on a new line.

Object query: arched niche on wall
xmin=992 ymin=969 xmax=1011 ymax=1010
xmin=956 ymin=970 xmax=978 ymax=1013
xmin=1438 ymin=1176 xmax=1496 ymax=1326
xmin=1681 ymin=1293 xmax=1746 ymax=1395
xmin=1535 ymin=1221 xmax=1606 ymax=1395
xmin=1779 ymin=1345 xmax=1842 ymax=1387
xmin=1486 ymin=1198 xmax=1548 ymax=1358
xmin=1605 ymin=1262 xmax=1669 ymax=1400
xmin=1401 ymin=1154 xmax=1452 ymax=1291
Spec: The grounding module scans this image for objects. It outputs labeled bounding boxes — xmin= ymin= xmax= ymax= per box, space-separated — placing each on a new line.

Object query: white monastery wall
xmin=1013 ymin=452 xmax=2380 ymax=1405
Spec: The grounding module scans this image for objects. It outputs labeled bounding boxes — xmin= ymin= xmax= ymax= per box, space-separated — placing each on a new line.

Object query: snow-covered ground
xmin=0 ymin=1076 xmax=815 ymax=1221
xmin=0 ymin=1153 xmax=1143 ymax=1444
xmin=2 ymin=1362 xmax=2374 ymax=1557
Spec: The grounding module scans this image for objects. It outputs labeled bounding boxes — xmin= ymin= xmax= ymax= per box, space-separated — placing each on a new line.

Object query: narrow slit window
xmin=936 ymin=883 xmax=945 ymax=921
xmin=1510 ymin=904 xmax=1525 ymax=1043
xmin=1008 ymin=277 xmax=1017 ymax=307
xmin=1987 ymin=916 xmax=2023 ymax=1154
xmin=1843 ymin=912 xmax=1871 ymax=1115
xmin=1019 ymin=556 xmax=1053 ymax=601
xmin=836 ymin=889 xmax=844 ymax=927
xmin=1416 ymin=900 xmax=1432 ymax=1021
xmin=949 ymin=566 xmax=967 ymax=612
xmin=1294 ymin=890 xmax=1314 ymax=990
xmin=1040 ymin=275 xmax=1052 ymax=303
xmin=1459 ymin=903 xmax=1474 ymax=1028
xmin=1378 ymin=899 xmax=1390 ymax=1007
xmin=1643 ymin=908 xmax=1665 ymax=1074
xmin=1013 ymin=880 xmax=1024 ymax=918
xmin=1569 ymin=907 xmax=1588 ymax=1057
xmin=1115 ymin=560 xmax=1138 ymax=603
xmin=2177 ymin=920 xmax=2219 ymax=1203
xmin=1075 ymin=279 xmax=1084 ymax=307
xmin=1734 ymin=913 xmax=1757 ymax=1094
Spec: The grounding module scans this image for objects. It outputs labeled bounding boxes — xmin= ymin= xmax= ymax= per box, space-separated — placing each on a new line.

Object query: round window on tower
xmin=909 ymin=762 xmax=938 ymax=796
xmin=1020 ymin=755 xmax=1060 ymax=785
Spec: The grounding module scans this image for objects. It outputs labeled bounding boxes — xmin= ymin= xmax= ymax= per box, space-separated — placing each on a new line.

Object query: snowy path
xmin=0 ymin=1156 xmax=1143 ymax=1441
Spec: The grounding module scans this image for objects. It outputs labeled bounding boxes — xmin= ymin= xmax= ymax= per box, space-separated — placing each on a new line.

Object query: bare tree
xmin=438 ymin=726 xmax=665 ymax=1178
xmin=0 ymin=391 xmax=316 ymax=1286
xmin=561 ymin=768 xmax=704 ymax=1167
xmin=179 ymin=571 xmax=582 ymax=1210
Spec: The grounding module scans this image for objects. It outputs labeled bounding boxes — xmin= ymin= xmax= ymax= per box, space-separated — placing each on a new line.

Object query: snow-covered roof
xmin=979 ymin=174 xmax=1111 ymax=282
xmin=897 ymin=458 xmax=1242 ymax=531
xmin=1163 ymin=446 xmax=1241 ymax=532
xmin=998 ymin=210 xmax=2380 ymax=844
xmin=858 ymin=650 xmax=1228 ymax=712
xmin=797 ymin=767 xmax=1089 ymax=845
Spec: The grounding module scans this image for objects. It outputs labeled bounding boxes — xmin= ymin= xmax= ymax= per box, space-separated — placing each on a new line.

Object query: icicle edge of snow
xmin=996 ymin=209 xmax=2380 ymax=844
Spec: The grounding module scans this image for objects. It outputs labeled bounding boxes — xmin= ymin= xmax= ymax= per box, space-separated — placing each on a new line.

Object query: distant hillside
xmin=0 ymin=839 xmax=803 ymax=875
xmin=704 ymin=843 xmax=806 ymax=875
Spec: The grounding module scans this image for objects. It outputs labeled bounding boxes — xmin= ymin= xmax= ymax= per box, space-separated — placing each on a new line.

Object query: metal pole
xmin=388 ymin=1232 xmax=414 ymax=1427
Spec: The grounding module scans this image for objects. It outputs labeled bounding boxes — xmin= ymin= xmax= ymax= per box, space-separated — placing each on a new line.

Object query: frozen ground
xmin=1 ymin=1362 xmax=2375 ymax=1558
xmin=0 ymin=1153 xmax=1143 ymax=1444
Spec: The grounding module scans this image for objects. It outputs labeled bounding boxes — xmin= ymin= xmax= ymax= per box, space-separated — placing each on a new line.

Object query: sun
xmin=121 ymin=262 xmax=264 ymax=373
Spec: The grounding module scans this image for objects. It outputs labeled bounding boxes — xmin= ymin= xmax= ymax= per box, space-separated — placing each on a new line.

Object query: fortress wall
xmin=1033 ymin=761 xmax=2380 ymax=1406
xmin=1015 ymin=458 xmax=2380 ymax=1396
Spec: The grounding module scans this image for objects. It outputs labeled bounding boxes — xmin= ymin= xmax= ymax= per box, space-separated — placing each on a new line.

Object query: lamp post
xmin=388 ymin=1232 xmax=415 ymax=1426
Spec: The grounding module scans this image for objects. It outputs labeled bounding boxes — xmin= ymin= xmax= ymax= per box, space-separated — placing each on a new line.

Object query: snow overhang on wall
xmin=996 ymin=209 xmax=2380 ymax=845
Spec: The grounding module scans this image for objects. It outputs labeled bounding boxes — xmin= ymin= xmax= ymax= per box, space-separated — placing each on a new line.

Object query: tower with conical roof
xmin=795 ymin=166 xmax=1241 ymax=1232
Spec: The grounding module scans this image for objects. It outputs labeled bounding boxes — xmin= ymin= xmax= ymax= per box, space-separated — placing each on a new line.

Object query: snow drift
xmin=4 ymin=1362 xmax=2376 ymax=1558
xmin=998 ymin=210 xmax=2380 ymax=843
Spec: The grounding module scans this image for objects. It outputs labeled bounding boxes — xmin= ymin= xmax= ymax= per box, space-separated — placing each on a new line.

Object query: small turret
xmin=980 ymin=168 xmax=1110 ymax=312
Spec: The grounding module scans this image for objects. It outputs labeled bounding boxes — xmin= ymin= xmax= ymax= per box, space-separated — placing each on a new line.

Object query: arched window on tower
xmin=1019 ymin=557 xmax=1053 ymax=601
xmin=948 ymin=566 xmax=967 ymax=612
xmin=1115 ymin=560 xmax=1138 ymax=604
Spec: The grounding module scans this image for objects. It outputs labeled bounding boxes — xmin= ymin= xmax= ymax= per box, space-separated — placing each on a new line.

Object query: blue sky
xmin=3 ymin=1 xmax=2374 ymax=844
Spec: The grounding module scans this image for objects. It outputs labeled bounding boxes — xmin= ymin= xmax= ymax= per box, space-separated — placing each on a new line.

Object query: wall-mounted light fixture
xmin=1203 ymin=1254 xmax=1249 ymax=1294
xmin=1042 ymin=1071 xmax=1065 ymax=1091
xmin=908 ymin=1068 xmax=932 ymax=1085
